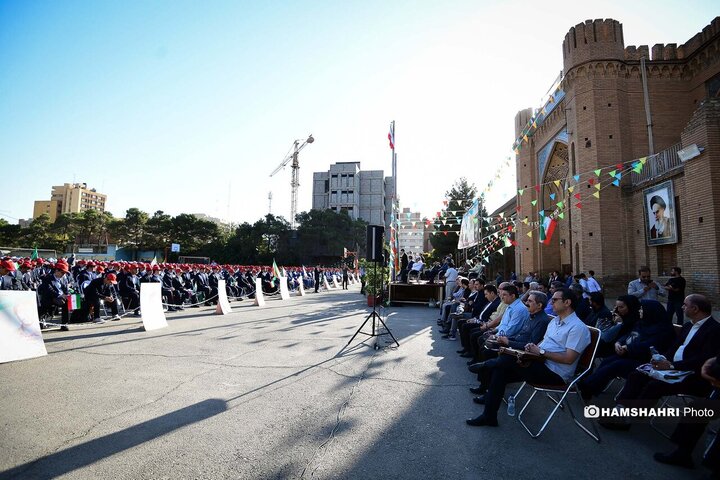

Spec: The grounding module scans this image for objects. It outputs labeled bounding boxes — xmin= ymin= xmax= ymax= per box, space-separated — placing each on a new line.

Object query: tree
xmin=20 ymin=214 xmax=53 ymax=249
xmin=145 ymin=210 xmax=173 ymax=252
xmin=295 ymin=209 xmax=367 ymax=265
xmin=430 ymin=177 xmax=480 ymax=259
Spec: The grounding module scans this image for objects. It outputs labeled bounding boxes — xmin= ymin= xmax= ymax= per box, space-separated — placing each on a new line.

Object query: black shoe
xmin=468 ymin=362 xmax=485 ymax=374
xmin=466 ymin=359 xmax=477 ymax=365
xmin=469 ymin=386 xmax=485 ymax=395
xmin=461 ymin=352 xmax=474 ymax=358
xmin=457 ymin=349 xmax=466 ymax=354
xmin=438 ymin=328 xmax=449 ymax=334
xmin=60 ymin=325 xmax=69 ymax=332
xmin=441 ymin=334 xmax=450 ymax=339
xmin=473 ymin=395 xmax=486 ymax=405
xmin=466 ymin=415 xmax=498 ymax=427
xmin=653 ymin=451 xmax=695 ymax=469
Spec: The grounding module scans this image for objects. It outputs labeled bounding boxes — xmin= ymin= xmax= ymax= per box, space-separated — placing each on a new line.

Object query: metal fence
xmin=630 ymin=142 xmax=683 ymax=186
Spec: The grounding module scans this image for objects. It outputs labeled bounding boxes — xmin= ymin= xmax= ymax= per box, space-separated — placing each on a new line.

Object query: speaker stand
xmin=346 ymin=261 xmax=399 ymax=350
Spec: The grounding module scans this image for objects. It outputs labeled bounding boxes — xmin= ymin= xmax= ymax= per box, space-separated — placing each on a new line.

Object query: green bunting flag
xmin=594 ymin=169 xmax=602 ymax=176
xmin=30 ymin=247 xmax=38 ymax=260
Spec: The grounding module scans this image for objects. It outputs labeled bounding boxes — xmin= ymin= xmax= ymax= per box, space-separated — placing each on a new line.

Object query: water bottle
xmin=650 ymin=346 xmax=665 ymax=362
xmin=507 ymin=395 xmax=516 ymax=416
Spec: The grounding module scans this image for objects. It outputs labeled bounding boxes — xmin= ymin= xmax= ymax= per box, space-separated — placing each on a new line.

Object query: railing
xmin=631 ymin=142 xmax=683 ymax=186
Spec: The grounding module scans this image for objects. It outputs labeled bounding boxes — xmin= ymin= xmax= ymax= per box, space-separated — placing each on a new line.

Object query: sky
xmin=1 ymin=0 xmax=717 ymax=226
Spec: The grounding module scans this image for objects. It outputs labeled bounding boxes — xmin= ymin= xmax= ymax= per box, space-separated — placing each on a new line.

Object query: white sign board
xmin=0 ymin=291 xmax=48 ymax=364
xmin=215 ymin=279 xmax=232 ymax=315
xmin=140 ymin=283 xmax=168 ymax=331
xmin=323 ymin=276 xmax=330 ymax=291
xmin=332 ymin=276 xmax=340 ymax=289
xmin=254 ymin=278 xmax=265 ymax=307
xmin=298 ymin=280 xmax=306 ymax=296
xmin=279 ymin=276 xmax=290 ymax=300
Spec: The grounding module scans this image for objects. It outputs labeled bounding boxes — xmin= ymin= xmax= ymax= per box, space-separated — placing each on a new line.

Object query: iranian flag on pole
xmin=272 ymin=259 xmax=282 ymax=280
xmin=388 ymin=123 xmax=395 ymax=150
xmin=67 ymin=294 xmax=82 ymax=311
xmin=539 ymin=217 xmax=557 ymax=246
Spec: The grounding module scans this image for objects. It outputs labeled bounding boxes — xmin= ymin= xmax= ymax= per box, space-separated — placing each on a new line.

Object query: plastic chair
xmin=516 ymin=326 xmax=602 ymax=442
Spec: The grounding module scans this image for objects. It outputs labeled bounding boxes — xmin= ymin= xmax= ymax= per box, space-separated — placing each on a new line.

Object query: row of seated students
xmin=0 ymin=257 xmax=318 ymax=330
xmin=437 ymin=277 xmax=720 ymax=477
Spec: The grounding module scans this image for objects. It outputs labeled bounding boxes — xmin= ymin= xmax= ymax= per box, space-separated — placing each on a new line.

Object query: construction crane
xmin=269 ymin=134 xmax=314 ymax=229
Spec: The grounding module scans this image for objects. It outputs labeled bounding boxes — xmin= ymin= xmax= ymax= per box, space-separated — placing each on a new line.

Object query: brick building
xmin=514 ymin=17 xmax=720 ymax=298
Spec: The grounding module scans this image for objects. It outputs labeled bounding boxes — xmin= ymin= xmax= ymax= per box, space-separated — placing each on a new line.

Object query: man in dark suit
xmin=314 ymin=266 xmax=322 ymax=293
xmin=400 ymin=249 xmax=409 ymax=283
xmin=601 ymin=294 xmax=720 ymax=429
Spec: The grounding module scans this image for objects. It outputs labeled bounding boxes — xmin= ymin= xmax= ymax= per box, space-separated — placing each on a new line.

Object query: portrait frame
xmin=643 ymin=180 xmax=678 ymax=246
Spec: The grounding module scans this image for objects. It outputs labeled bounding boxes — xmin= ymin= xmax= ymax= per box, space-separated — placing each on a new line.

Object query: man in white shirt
xmin=442 ymin=262 xmax=459 ymax=300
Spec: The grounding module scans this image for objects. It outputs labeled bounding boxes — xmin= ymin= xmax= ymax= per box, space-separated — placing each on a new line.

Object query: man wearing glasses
xmin=466 ymin=288 xmax=590 ymax=427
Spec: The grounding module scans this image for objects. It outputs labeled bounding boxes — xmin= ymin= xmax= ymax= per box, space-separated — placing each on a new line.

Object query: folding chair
xmin=516 ymin=326 xmax=601 ymax=442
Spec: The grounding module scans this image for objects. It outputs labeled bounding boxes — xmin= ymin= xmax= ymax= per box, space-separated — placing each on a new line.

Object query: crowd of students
xmin=0 ymin=256 xmax=353 ymax=331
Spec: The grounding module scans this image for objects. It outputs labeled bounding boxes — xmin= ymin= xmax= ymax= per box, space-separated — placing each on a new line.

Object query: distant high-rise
xmin=397 ymin=207 xmax=425 ymax=254
xmin=33 ymin=183 xmax=107 ymax=222
xmin=312 ymin=162 xmax=394 ymax=231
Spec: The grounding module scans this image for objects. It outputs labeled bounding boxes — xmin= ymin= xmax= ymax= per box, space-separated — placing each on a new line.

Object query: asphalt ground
xmin=0 ymin=285 xmax=706 ymax=479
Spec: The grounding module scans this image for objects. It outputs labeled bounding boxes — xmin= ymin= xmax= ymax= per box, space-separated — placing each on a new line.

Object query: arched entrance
xmin=539 ymin=141 xmax=569 ymax=274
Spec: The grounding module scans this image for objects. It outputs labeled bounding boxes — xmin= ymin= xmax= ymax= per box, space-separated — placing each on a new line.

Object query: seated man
xmin=601 ymin=294 xmax=720 ymax=430
xmin=444 ymin=279 xmax=484 ymax=340
xmin=654 ymin=355 xmax=720 ymax=474
xmin=408 ymin=257 xmax=425 ymax=282
xmin=437 ymin=277 xmax=468 ymax=329
xmin=466 ymin=285 xmax=509 ymax=362
xmin=83 ymin=273 xmax=120 ymax=323
xmin=459 ymin=284 xmax=501 ymax=358
xmin=468 ymin=291 xmax=551 ymax=397
xmin=466 ymin=287 xmax=591 ymax=427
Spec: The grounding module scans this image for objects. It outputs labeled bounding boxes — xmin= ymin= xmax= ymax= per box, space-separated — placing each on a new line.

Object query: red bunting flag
xmin=574 ymin=193 xmax=581 ymax=200
xmin=576 ymin=202 xmax=582 ymax=209
xmin=534 ymin=185 xmax=540 ymax=192
xmin=588 ymin=178 xmax=595 ymax=185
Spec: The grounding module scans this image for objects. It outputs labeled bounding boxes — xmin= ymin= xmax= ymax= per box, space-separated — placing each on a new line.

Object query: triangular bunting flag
xmin=594 ymin=169 xmax=602 ymax=176
xmin=593 ymin=191 xmax=600 ymax=199
xmin=531 ymin=200 xmax=537 ymax=206
xmin=557 ymin=201 xmax=564 ymax=208
xmin=527 ymin=231 xmax=533 ymax=238
xmin=594 ymin=184 xmax=601 ymax=190
xmin=612 ymin=179 xmax=620 ymax=187
xmin=608 ymin=170 xmax=616 ymax=178
xmin=549 ymin=193 xmax=556 ymax=200
xmin=554 ymin=180 xmax=561 ymax=187
xmin=573 ymin=175 xmax=580 ymax=182
xmin=588 ymin=178 xmax=595 ymax=185
xmin=574 ymin=193 xmax=581 ymax=200
xmin=523 ymin=217 xmax=529 ymax=225
xmin=558 ymin=212 xmax=565 ymax=219
xmin=639 ymin=157 xmax=647 ymax=165
xmin=568 ymin=186 xmax=574 ymax=193
xmin=518 ymin=189 xmax=524 ymax=195
xmin=534 ymin=185 xmax=540 ymax=193
xmin=615 ymin=172 xmax=622 ymax=179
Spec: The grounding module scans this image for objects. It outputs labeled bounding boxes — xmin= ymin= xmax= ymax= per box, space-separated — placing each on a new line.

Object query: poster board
xmin=0 ymin=291 xmax=48 ymax=363
xmin=215 ymin=279 xmax=232 ymax=315
xmin=279 ymin=276 xmax=290 ymax=300
xmin=254 ymin=278 xmax=265 ymax=307
xmin=140 ymin=283 xmax=168 ymax=331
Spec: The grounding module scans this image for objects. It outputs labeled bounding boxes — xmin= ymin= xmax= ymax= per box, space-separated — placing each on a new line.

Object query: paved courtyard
xmin=0 ymin=286 xmax=703 ymax=479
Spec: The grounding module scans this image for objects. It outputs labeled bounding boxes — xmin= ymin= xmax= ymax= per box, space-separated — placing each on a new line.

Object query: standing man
xmin=442 ymin=260 xmax=459 ymax=302
xmin=400 ymin=249 xmax=409 ymax=283
xmin=664 ymin=267 xmax=686 ymax=325
xmin=314 ymin=266 xmax=322 ymax=293
xmin=628 ymin=266 xmax=663 ymax=301
xmin=342 ymin=266 xmax=349 ymax=290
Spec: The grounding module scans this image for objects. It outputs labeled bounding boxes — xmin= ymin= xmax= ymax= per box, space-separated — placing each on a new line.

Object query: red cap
xmin=106 ymin=273 xmax=118 ymax=284
xmin=0 ymin=259 xmax=16 ymax=271
xmin=55 ymin=263 xmax=69 ymax=273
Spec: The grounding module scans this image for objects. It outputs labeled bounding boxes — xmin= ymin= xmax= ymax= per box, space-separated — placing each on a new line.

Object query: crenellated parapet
xmin=562 ymin=19 xmax=625 ymax=72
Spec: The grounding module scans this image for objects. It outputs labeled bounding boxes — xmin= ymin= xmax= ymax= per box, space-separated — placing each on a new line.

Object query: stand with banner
xmin=458 ymin=198 xmax=481 ymax=250
xmin=216 ymin=279 xmax=232 ymax=315
xmin=140 ymin=283 xmax=168 ymax=331
xmin=279 ymin=277 xmax=290 ymax=300
xmin=254 ymin=278 xmax=266 ymax=307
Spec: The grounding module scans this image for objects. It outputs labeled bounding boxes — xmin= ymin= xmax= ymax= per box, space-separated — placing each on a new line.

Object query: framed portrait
xmin=643 ymin=180 xmax=678 ymax=246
